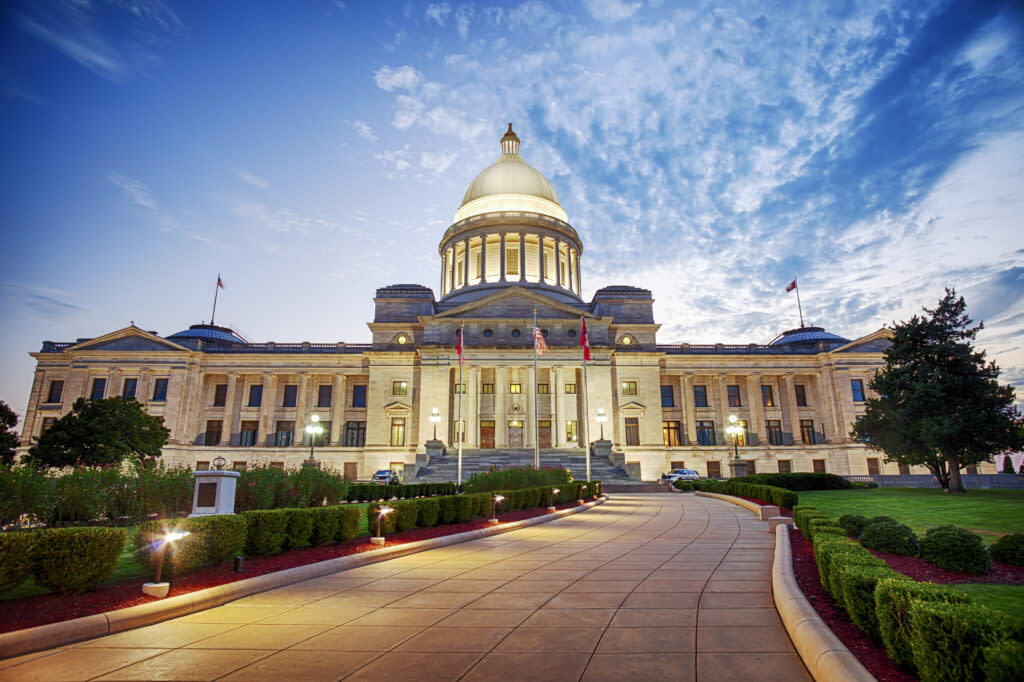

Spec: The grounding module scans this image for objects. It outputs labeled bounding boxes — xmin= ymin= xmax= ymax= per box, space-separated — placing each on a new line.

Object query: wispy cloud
xmin=425 ymin=3 xmax=452 ymax=27
xmin=18 ymin=14 xmax=123 ymax=78
xmin=232 ymin=202 xmax=340 ymax=235
xmin=106 ymin=172 xmax=157 ymax=210
xmin=236 ymin=169 xmax=269 ymax=189
xmin=583 ymin=0 xmax=642 ymax=22
xmin=2 ymin=282 xmax=83 ymax=322
xmin=351 ymin=120 xmax=378 ymax=142
xmin=373 ymin=65 xmax=421 ymax=91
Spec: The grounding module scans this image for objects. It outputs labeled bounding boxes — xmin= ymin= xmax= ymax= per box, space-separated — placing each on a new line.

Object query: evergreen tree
xmin=0 ymin=401 xmax=19 ymax=466
xmin=852 ymin=289 xmax=1023 ymax=492
xmin=1004 ymin=454 xmax=1015 ymax=474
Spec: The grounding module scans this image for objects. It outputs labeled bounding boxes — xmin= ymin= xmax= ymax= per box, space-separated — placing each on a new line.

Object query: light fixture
xmin=548 ymin=487 xmax=560 ymax=512
xmin=371 ymin=505 xmax=394 ymax=544
xmin=621 ymin=336 xmax=632 ymax=345
xmin=596 ymin=408 xmax=607 ymax=440
xmin=142 ymin=530 xmax=192 ymax=598
xmin=396 ymin=334 xmax=408 ymax=345
xmin=489 ymin=494 xmax=505 ymax=524
xmin=725 ymin=415 xmax=743 ymax=463
xmin=429 ymin=407 xmax=441 ymax=440
xmin=304 ymin=414 xmax=324 ymax=467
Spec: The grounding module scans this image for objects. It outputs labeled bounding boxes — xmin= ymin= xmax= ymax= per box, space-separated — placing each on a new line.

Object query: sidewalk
xmin=0 ymin=494 xmax=810 ymax=681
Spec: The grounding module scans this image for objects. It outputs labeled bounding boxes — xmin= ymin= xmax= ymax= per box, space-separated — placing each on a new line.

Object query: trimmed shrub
xmin=794 ymin=508 xmax=826 ymax=532
xmin=731 ymin=472 xmax=852 ymax=490
xmin=827 ymin=548 xmax=886 ymax=599
xmin=367 ymin=502 xmax=398 ymax=536
xmin=135 ymin=515 xmax=247 ymax=577
xmin=463 ymin=466 xmax=571 ymax=493
xmin=241 ymin=509 xmax=288 ymax=556
xmin=31 ymin=527 xmax=125 ymax=594
xmin=800 ymin=513 xmax=830 ymax=542
xmin=807 ymin=518 xmax=842 ymax=544
xmin=860 ymin=519 xmax=920 ymax=556
xmin=814 ymin=526 xmax=847 ymax=541
xmin=336 ymin=506 xmax=361 ymax=542
xmin=852 ymin=481 xmax=879 ymax=488
xmin=837 ymin=564 xmax=909 ymax=638
xmin=909 ymin=601 xmax=1013 ymax=682
xmin=394 ymin=501 xmax=418 ymax=532
xmin=417 ymin=498 xmax=440 ymax=528
xmin=282 ymin=509 xmax=314 ymax=549
xmin=0 ymin=532 xmax=32 ymax=593
xmin=981 ymin=641 xmax=1024 ymax=682
xmin=990 ymin=532 xmax=1024 ymax=566
xmin=868 ymin=515 xmax=899 ymax=526
xmin=437 ymin=496 xmax=457 ymax=524
xmin=919 ymin=525 xmax=991 ymax=575
xmin=838 ymin=513 xmax=868 ymax=538
xmin=309 ymin=507 xmax=341 ymax=546
xmin=454 ymin=495 xmax=476 ymax=522
xmin=875 ymin=579 xmax=971 ymax=668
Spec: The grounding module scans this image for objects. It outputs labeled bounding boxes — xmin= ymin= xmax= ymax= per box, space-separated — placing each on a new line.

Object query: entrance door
xmin=390 ymin=462 xmax=405 ymax=483
xmin=508 ymin=420 xmax=524 ymax=448
xmin=343 ymin=462 xmax=358 ymax=481
xmin=479 ymin=420 xmax=495 ymax=449
xmin=538 ymin=420 xmax=552 ymax=448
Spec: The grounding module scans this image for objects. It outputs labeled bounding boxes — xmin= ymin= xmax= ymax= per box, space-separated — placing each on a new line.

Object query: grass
xmin=797 ymin=488 xmax=1024 ymax=543
xmin=950 ymin=584 xmax=1024 ymax=623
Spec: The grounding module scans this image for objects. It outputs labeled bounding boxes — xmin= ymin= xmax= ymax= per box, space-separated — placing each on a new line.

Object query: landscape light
xmin=142 ymin=530 xmax=191 ymax=598
xmin=371 ymin=505 xmax=394 ymax=544
xmin=548 ymin=488 xmax=560 ymax=512
xmin=489 ymin=494 xmax=505 ymax=524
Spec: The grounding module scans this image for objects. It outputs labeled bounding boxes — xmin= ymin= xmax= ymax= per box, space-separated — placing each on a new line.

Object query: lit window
xmin=565 ymin=420 xmax=578 ymax=442
xmin=482 ymin=383 xmax=494 ymax=394
xmin=621 ymin=381 xmax=637 ymax=396
xmin=625 ymin=417 xmax=640 ymax=445
xmin=390 ymin=418 xmax=406 ymax=446
xmin=621 ymin=336 xmax=632 ymax=345
xmin=800 ymin=419 xmax=816 ymax=444
xmin=662 ymin=421 xmax=681 ymax=446
xmin=506 ymin=247 xmax=520 ymax=276
xmin=454 ymin=383 xmax=468 ymax=394
xmin=565 ymin=383 xmax=577 ymax=394
xmin=396 ymin=334 xmax=408 ymax=345
xmin=538 ymin=383 xmax=549 ymax=394
xmin=393 ymin=381 xmax=408 ymax=395
xmin=509 ymin=383 xmax=522 ymax=394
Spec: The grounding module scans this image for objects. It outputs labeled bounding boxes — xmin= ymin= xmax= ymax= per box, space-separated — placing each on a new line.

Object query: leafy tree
xmin=0 ymin=401 xmax=19 ymax=466
xmin=851 ymin=289 xmax=1023 ymax=493
xmin=27 ymin=397 xmax=169 ymax=468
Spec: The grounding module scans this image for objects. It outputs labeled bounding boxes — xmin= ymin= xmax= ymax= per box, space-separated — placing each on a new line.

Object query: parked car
xmin=662 ymin=468 xmax=701 ymax=482
xmin=371 ymin=470 xmax=401 ymax=485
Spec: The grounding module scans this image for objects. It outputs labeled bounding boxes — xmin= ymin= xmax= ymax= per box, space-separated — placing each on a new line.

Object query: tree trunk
xmin=926 ymin=461 xmax=950 ymax=489
xmin=947 ymin=455 xmax=966 ymax=493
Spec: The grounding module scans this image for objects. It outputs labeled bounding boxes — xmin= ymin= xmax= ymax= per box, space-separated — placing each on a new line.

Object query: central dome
xmin=454 ymin=124 xmax=568 ymax=223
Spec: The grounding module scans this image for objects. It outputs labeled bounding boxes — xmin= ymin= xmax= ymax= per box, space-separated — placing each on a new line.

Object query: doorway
xmin=390 ymin=462 xmax=405 ymax=483
xmin=480 ymin=420 xmax=495 ymax=449
xmin=538 ymin=420 xmax=551 ymax=448
xmin=508 ymin=420 xmax=524 ymax=448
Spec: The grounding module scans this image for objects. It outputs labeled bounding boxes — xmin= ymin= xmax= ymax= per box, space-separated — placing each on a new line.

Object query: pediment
xmin=618 ymin=401 xmax=646 ymax=412
xmin=832 ymin=328 xmax=892 ymax=354
xmin=434 ymin=287 xmax=591 ymax=321
xmin=382 ymin=401 xmax=412 ymax=413
xmin=68 ymin=327 xmax=190 ymax=353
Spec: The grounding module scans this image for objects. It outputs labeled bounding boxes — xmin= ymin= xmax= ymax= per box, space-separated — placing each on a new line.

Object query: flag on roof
xmin=581 ymin=317 xmax=590 ymax=362
xmin=533 ymin=326 xmax=548 ymax=356
xmin=217 ymin=275 xmax=225 ymax=289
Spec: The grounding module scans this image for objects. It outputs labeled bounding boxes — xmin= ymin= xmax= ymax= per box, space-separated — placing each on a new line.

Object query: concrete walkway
xmin=0 ymin=494 xmax=810 ymax=681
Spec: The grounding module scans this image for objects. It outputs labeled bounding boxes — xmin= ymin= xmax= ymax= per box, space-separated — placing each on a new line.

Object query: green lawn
xmin=951 ymin=584 xmax=1024 ymax=623
xmin=797 ymin=488 xmax=1024 ymax=543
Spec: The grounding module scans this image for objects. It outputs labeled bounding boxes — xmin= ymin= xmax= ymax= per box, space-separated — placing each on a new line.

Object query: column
xmin=555 ymin=239 xmax=562 ymax=288
xmin=717 ymin=373 xmax=730 ymax=442
xmin=181 ymin=367 xmax=203 ymax=446
xmin=567 ymin=250 xmax=574 ymax=293
xmin=575 ymin=252 xmax=582 ymax=293
xmin=525 ymin=363 xmax=536 ymax=447
xmin=295 ymin=372 xmax=308 ymax=446
xmin=519 ymin=233 xmax=526 ymax=282
xmin=107 ymin=368 xmax=119 ymax=397
xmin=331 ymin=373 xmax=346 ymax=445
xmin=682 ymin=372 xmax=697 ymax=445
xmin=21 ymin=369 xmax=45 ymax=445
xmin=223 ymin=372 xmax=240 ymax=446
xmin=449 ymin=246 xmax=456 ymax=292
xmin=499 ymin=234 xmax=506 ymax=281
xmin=538 ymin=237 xmax=545 ymax=284
xmin=495 ymin=366 xmax=507 ymax=447
xmin=259 ymin=372 xmax=276 ymax=446
xmin=466 ymin=367 xmax=478 ymax=447
xmin=784 ymin=373 xmax=802 ymax=445
xmin=747 ymin=373 xmax=763 ymax=445
xmin=463 ymin=239 xmax=470 ymax=288
xmin=137 ymin=368 xmax=152 ymax=406
xmin=480 ymin=234 xmax=487 ymax=283
xmin=552 ymin=365 xmax=563 ymax=446
xmin=835 ymin=368 xmax=853 ymax=443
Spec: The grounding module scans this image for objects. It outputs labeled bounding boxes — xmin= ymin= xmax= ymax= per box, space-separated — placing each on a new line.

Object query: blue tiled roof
xmin=769 ymin=327 xmax=849 ymax=347
xmin=167 ymin=325 xmax=246 ymax=344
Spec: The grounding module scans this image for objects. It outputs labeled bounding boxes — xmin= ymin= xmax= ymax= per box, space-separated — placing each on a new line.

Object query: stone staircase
xmin=413 ymin=447 xmax=644 ymax=484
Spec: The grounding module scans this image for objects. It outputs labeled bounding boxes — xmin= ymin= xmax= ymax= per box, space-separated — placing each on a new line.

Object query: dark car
xmin=371 ymin=469 xmax=400 ymax=485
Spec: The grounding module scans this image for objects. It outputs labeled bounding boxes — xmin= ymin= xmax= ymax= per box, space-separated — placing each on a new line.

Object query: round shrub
xmin=990 ymin=532 xmax=1024 ymax=567
xmin=982 ymin=641 xmax=1024 ymax=682
xmin=860 ymin=519 xmax=919 ymax=556
xmin=868 ymin=515 xmax=898 ymax=526
xmin=920 ymin=525 xmax=991 ymax=575
xmin=31 ymin=527 xmax=126 ymax=594
xmin=838 ymin=513 xmax=868 ymax=538
xmin=0 ymin=532 xmax=32 ymax=593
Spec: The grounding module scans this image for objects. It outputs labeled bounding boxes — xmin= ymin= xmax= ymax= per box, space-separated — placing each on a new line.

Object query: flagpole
xmin=211 ymin=273 xmax=221 ymax=325
xmin=532 ymin=309 xmax=540 ymax=470
xmin=457 ymin=323 xmax=464 ymax=491
xmin=795 ymin=281 xmax=805 ymax=328
xmin=580 ymin=316 xmax=591 ymax=482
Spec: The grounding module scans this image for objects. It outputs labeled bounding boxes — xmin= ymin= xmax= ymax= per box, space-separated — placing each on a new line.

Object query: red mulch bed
xmin=868 ymin=549 xmax=1024 ymax=585
xmin=0 ymin=501 xmax=589 ymax=635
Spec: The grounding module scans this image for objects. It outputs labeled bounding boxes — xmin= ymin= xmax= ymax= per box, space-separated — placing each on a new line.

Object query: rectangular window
xmin=344 ymin=421 xmax=366 ymax=447
xmin=313 ymin=421 xmax=330 ymax=446
xmin=239 ymin=421 xmax=259 ymax=447
xmin=694 ymin=385 xmax=708 ymax=408
xmin=232 ymin=461 xmax=246 ymax=472
xmin=566 ymin=420 xmax=578 ymax=442
xmin=204 ymin=420 xmax=223 ymax=446
xmin=317 ymin=384 xmax=332 ymax=407
xmin=352 ymin=385 xmax=367 ymax=408
xmin=795 ymin=384 xmax=808 ymax=407
xmin=866 ymin=458 xmax=880 ymax=476
xmin=212 ymin=383 xmax=227 ymax=407
xmin=248 ymin=384 xmax=262 ymax=407
xmin=453 ymin=383 xmax=468 ymax=394
xmin=727 ymin=384 xmax=741 ymax=407
xmin=761 ymin=385 xmax=775 ymax=407
xmin=42 ymin=417 xmax=56 ymax=432
xmin=390 ymin=418 xmax=406 ymax=446
xmin=482 ymin=383 xmax=494 ymax=394
xmin=624 ymin=417 xmax=640 ymax=446
xmin=506 ymin=247 xmax=520 ymax=276
xmin=766 ymin=420 xmax=784 ymax=446
xmin=90 ymin=378 xmax=107 ymax=401
xmin=283 ymin=384 xmax=297 ymax=407
xmin=343 ymin=462 xmax=358 ymax=479
xmin=537 ymin=383 xmax=549 ymax=394
xmin=564 ymin=383 xmax=577 ymax=394
xmin=660 ymin=385 xmax=675 ymax=407
xmin=813 ymin=459 xmax=826 ymax=473
xmin=706 ymin=461 xmax=722 ymax=478
xmin=46 ymin=380 xmax=64 ymax=403
xmin=800 ymin=419 xmax=817 ymax=444
xmin=778 ymin=459 xmax=792 ymax=473
xmin=696 ymin=420 xmax=716 ymax=446
xmin=670 ymin=460 xmax=685 ymax=470
xmin=621 ymin=380 xmax=638 ymax=396
xmin=122 ymin=378 xmax=137 ymax=399
xmin=274 ymin=421 xmax=295 ymax=447
xmin=898 ymin=463 xmax=910 ymax=476
xmin=196 ymin=460 xmax=210 ymax=471
xmin=392 ymin=380 xmax=408 ymax=396
xmin=509 ymin=383 xmax=522 ymax=394
xmin=851 ymin=379 xmax=865 ymax=403
xmin=152 ymin=378 xmax=168 ymax=401
xmin=662 ymin=420 xmax=681 ymax=446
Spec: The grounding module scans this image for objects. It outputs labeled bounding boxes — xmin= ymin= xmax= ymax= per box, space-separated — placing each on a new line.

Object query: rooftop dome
xmin=166 ymin=324 xmax=247 ymax=345
xmin=769 ymin=326 xmax=849 ymax=349
xmin=454 ymin=124 xmax=568 ymax=224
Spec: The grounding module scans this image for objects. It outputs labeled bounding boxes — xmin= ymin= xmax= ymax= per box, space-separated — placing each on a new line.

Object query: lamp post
xmin=430 ymin=407 xmax=441 ymax=440
xmin=142 ymin=530 xmax=191 ymax=598
xmin=489 ymin=494 xmax=505 ymax=524
xmin=371 ymin=505 xmax=394 ymax=545
xmin=725 ymin=414 xmax=747 ymax=478
xmin=547 ymin=487 xmax=560 ymax=512
xmin=596 ymin=408 xmax=607 ymax=440
xmin=304 ymin=414 xmax=323 ymax=468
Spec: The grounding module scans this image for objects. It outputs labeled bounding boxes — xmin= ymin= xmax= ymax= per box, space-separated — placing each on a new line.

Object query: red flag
xmin=581 ymin=317 xmax=590 ymax=362
xmin=786 ymin=279 xmax=797 ymax=293
xmin=217 ymin=275 xmax=225 ymax=289
xmin=456 ymin=328 xmax=463 ymax=367
xmin=533 ymin=326 xmax=549 ymax=356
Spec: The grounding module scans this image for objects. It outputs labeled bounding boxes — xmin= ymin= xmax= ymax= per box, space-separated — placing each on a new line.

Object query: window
xmin=813 ymin=459 xmax=826 ymax=473
xmin=239 ymin=421 xmax=259 ymax=447
xmin=661 ymin=385 xmax=675 ymax=407
xmin=670 ymin=460 xmax=685 ymax=469
xmin=965 ymin=464 xmax=978 ymax=475
xmin=509 ymin=383 xmax=522 ymax=394
xmin=727 ymin=384 xmax=741 ymax=407
xmin=537 ymin=383 xmax=549 ymax=394
xmin=511 ymin=329 xmax=521 ymax=337
xmin=152 ymin=378 xmax=168 ymax=402
xmin=90 ymin=378 xmax=107 ymax=401
xmin=42 ymin=417 xmax=56 ymax=432
xmin=482 ymin=383 xmax=494 ymax=394
xmin=800 ymin=419 xmax=816 ymax=444
xmin=761 ymin=385 xmax=775 ymax=407
xmin=795 ymin=384 xmax=808 ymax=407
xmin=204 ymin=420 xmax=223 ymax=446
xmin=898 ymin=463 xmax=910 ymax=475
xmin=696 ymin=420 xmax=716 ymax=446
xmin=624 ymin=417 xmax=640 ymax=446
xmin=390 ymin=418 xmax=406 ymax=446
xmin=766 ymin=420 xmax=784 ymax=446
xmin=46 ymin=380 xmax=64 ymax=403
xmin=122 ymin=378 xmax=137 ymax=399
xmin=454 ymin=420 xmax=466 ymax=443
xmin=663 ymin=421 xmax=681 ymax=446
xmin=392 ymin=380 xmax=408 ymax=396
xmin=312 ymin=421 xmax=330 ymax=446
xmin=506 ymin=247 xmax=519 ymax=276
xmin=778 ymin=459 xmax=792 ymax=473
xmin=213 ymin=383 xmax=227 ymax=406
xmin=344 ymin=421 xmax=366 ymax=447
xmin=343 ymin=462 xmax=358 ymax=479
xmin=621 ymin=381 xmax=637 ymax=396
xmin=564 ymin=383 xmax=577 ymax=394
xmin=453 ymin=383 xmax=468 ymax=394
xmin=275 ymin=421 xmax=295 ymax=447
xmin=707 ymin=461 xmax=722 ymax=478
xmin=283 ymin=384 xmax=297 ymax=407
xmin=566 ymin=420 xmax=578 ymax=442
xmin=248 ymin=385 xmax=262 ymax=407
xmin=352 ymin=385 xmax=367 ymax=408
xmin=232 ymin=461 xmax=246 ymax=472
xmin=694 ymin=385 xmax=708 ymax=407
xmin=866 ymin=458 xmax=880 ymax=476
xmin=851 ymin=379 xmax=865 ymax=403
xmin=317 ymin=384 xmax=333 ymax=407
xmin=196 ymin=460 xmax=210 ymax=471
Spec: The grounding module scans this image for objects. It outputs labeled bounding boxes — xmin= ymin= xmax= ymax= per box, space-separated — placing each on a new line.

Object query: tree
xmin=0 ymin=401 xmax=19 ymax=465
xmin=1004 ymin=454 xmax=1015 ymax=474
xmin=27 ymin=397 xmax=169 ymax=468
xmin=851 ymin=289 xmax=1023 ymax=493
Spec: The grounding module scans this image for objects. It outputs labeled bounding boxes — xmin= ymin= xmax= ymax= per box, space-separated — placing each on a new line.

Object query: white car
xmin=662 ymin=468 xmax=701 ymax=482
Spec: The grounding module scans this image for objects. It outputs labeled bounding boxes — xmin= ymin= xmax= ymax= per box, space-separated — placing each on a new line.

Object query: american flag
xmin=217 ymin=275 xmax=225 ymax=289
xmin=533 ymin=326 xmax=548 ymax=356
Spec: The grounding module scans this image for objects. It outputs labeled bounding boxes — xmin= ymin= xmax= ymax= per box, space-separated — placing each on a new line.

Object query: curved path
xmin=0 ymin=494 xmax=810 ymax=681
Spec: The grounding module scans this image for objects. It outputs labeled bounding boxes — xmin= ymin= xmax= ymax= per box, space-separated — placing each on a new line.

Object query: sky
xmin=1 ymin=0 xmax=1023 ymax=425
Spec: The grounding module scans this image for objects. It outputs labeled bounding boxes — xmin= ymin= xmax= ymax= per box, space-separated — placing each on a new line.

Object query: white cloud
xmin=351 ymin=120 xmax=378 ymax=142
xmin=106 ymin=172 xmax=157 ymax=210
xmin=373 ymin=65 xmax=422 ymax=92
xmin=584 ymin=0 xmax=642 ymax=22
xmin=420 ymin=151 xmax=457 ymax=173
xmin=425 ymin=3 xmax=452 ymax=27
xmin=236 ymin=169 xmax=269 ymax=189
xmin=232 ymin=203 xmax=337 ymax=234
xmin=455 ymin=5 xmax=474 ymax=40
xmin=19 ymin=15 xmax=122 ymax=78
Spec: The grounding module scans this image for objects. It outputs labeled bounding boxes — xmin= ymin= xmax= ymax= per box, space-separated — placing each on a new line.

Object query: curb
xmin=693 ymin=490 xmax=762 ymax=514
xmin=0 ymin=496 xmax=607 ymax=660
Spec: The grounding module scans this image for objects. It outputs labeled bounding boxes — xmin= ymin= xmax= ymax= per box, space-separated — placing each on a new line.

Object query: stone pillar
xmin=567 ymin=250 xmax=574 ymax=293
xmin=519 ymin=233 xmax=526 ymax=282
xmin=107 ymin=368 xmax=119 ymax=398
xmin=463 ymin=238 xmax=470 ymax=288
xmin=137 ymin=368 xmax=152 ymax=406
xmin=495 ymin=366 xmax=507 ymax=447
xmin=295 ymin=372 xmax=308 ymax=446
xmin=555 ymin=239 xmax=562 ymax=288
xmin=180 ymin=367 xmax=203 ymax=446
xmin=259 ymin=373 xmax=276 ymax=446
xmin=747 ymin=373 xmax=763 ymax=445
xmin=834 ymin=368 xmax=852 ymax=443
xmin=683 ymin=372 xmax=697 ymax=445
xmin=480 ymin=235 xmax=487 ymax=284
xmin=717 ymin=373 xmax=730 ymax=442
xmin=576 ymin=251 xmax=582 ymax=293
xmin=552 ymin=365 xmax=562 ymax=446
xmin=331 ymin=373 xmax=346 ymax=445
xmin=538 ymin=237 xmax=545 ymax=284
xmin=449 ymin=246 xmax=456 ymax=293
xmin=784 ymin=373 xmax=802 ymax=445
xmin=499 ymin=233 xmax=506 ymax=282
xmin=525 ymin=363 xmax=536 ymax=447
xmin=20 ymin=369 xmax=45 ymax=445
xmin=223 ymin=373 xmax=240 ymax=446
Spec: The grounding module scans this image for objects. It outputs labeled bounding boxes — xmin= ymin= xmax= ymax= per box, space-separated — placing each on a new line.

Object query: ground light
xmin=488 ymin=494 xmax=505 ymax=524
xmin=547 ymin=488 xmax=560 ymax=512
xmin=141 ymin=530 xmax=191 ymax=598
xmin=579 ymin=484 xmax=588 ymax=504
xmin=370 ymin=506 xmax=394 ymax=545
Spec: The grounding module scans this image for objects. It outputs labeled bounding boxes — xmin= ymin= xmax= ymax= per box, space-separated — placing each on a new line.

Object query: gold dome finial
xmin=500 ymin=123 xmax=520 ymax=156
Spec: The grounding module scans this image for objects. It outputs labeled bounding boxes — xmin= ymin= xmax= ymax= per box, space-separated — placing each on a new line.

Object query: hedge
xmin=283 ymin=508 xmax=314 ymax=550
xmin=30 ymin=527 xmax=126 ymax=594
xmin=919 ymin=525 xmax=991 ymax=575
xmin=135 ymin=515 xmax=247 ymax=578
xmin=0 ymin=532 xmax=32 ymax=593
xmin=241 ymin=509 xmax=289 ymax=556
xmin=875 ymin=579 xmax=972 ymax=669
xmin=345 ymin=482 xmax=456 ymax=503
xmin=981 ymin=641 xmax=1024 ymax=682
xmin=806 ymin=517 xmax=842 ymax=544
xmin=909 ymin=601 xmax=1015 ymax=682
xmin=730 ymin=472 xmax=853 ymax=490
xmin=673 ymin=479 xmax=797 ymax=509
xmin=837 ymin=564 xmax=910 ymax=638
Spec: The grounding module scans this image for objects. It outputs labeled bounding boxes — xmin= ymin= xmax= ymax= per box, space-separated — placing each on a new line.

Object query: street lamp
xmin=304 ymin=414 xmax=323 ymax=467
xmin=489 ymin=494 xmax=505 ymax=524
xmin=371 ymin=505 xmax=394 ymax=545
xmin=429 ymin=407 xmax=441 ymax=440
xmin=596 ymin=408 xmax=607 ymax=440
xmin=725 ymin=414 xmax=745 ymax=478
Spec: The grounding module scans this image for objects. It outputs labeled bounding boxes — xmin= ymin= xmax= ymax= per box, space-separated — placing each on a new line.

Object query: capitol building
xmin=21 ymin=126 xmax=980 ymax=481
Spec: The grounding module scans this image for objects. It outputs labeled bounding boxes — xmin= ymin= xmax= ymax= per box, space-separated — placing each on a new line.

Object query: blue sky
xmin=1 ymin=0 xmax=1023 ymax=422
